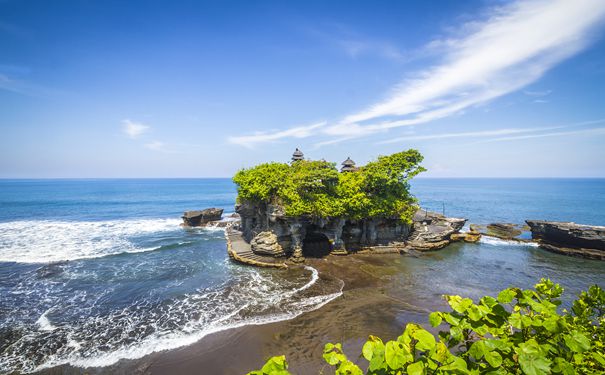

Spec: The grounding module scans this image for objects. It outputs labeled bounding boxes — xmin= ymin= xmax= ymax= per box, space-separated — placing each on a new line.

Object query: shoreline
xmin=36 ymin=253 xmax=433 ymax=375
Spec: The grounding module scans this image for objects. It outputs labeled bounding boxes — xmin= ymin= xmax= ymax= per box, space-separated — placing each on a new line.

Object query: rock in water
xmin=182 ymin=208 xmax=224 ymax=227
xmin=526 ymin=220 xmax=605 ymax=260
xmin=251 ymin=231 xmax=285 ymax=257
xmin=408 ymin=210 xmax=466 ymax=251
xmin=485 ymin=223 xmax=522 ymax=239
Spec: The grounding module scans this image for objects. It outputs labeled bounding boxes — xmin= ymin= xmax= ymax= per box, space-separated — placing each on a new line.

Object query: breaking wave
xmin=480 ymin=235 xmax=539 ymax=247
xmin=0 ymin=218 xmax=222 ymax=263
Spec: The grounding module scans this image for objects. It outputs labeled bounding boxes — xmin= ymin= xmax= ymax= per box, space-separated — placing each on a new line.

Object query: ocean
xmin=1 ymin=178 xmax=604 ymax=373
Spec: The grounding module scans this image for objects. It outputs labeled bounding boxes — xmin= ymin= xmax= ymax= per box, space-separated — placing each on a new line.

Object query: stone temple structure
xmin=291 ymin=148 xmax=304 ymax=162
xmin=340 ymin=157 xmax=357 ymax=172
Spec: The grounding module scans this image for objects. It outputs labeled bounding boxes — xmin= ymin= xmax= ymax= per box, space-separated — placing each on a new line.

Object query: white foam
xmin=29 ymin=268 xmax=343 ymax=372
xmin=0 ymin=218 xmax=183 ymax=263
xmin=480 ymin=236 xmax=539 ymax=247
xmin=36 ymin=309 xmax=56 ymax=331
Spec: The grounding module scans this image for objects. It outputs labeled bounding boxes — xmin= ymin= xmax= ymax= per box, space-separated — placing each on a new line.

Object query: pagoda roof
xmin=341 ymin=157 xmax=355 ymax=166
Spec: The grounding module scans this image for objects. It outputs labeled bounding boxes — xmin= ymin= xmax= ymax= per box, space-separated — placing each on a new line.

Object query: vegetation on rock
xmin=248 ymin=279 xmax=605 ymax=375
xmin=233 ymin=149 xmax=426 ymax=223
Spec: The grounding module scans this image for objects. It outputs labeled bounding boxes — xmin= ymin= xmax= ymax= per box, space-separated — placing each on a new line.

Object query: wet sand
xmin=38 ymin=254 xmax=438 ymax=375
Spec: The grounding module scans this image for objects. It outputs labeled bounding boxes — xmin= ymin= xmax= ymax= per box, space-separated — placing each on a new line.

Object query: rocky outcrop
xmin=408 ymin=210 xmax=467 ymax=251
xmin=470 ymin=223 xmax=526 ymax=240
xmin=526 ymin=220 xmax=605 ymax=260
xmin=485 ymin=223 xmax=523 ymax=239
xmin=451 ymin=226 xmax=481 ymax=243
xmin=182 ymin=208 xmax=224 ymax=227
xmin=251 ymin=231 xmax=285 ymax=257
xmin=235 ymin=201 xmax=466 ymax=261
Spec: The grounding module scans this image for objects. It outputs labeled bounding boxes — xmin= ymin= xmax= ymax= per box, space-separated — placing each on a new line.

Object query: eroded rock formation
xmin=251 ymin=231 xmax=285 ymax=257
xmin=182 ymin=208 xmax=224 ymax=227
xmin=408 ymin=210 xmax=467 ymax=251
xmin=526 ymin=220 xmax=605 ymax=260
xmin=234 ymin=201 xmax=465 ymax=262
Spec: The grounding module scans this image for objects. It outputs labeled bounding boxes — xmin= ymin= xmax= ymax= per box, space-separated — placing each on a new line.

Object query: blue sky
xmin=1 ymin=0 xmax=605 ymax=178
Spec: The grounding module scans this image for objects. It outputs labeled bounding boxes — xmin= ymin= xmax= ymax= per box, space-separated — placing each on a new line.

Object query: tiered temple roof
xmin=340 ymin=157 xmax=357 ymax=172
xmin=291 ymin=148 xmax=304 ymax=162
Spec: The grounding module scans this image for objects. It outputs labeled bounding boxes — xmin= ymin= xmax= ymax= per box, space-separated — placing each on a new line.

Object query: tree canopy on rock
xmin=232 ymin=149 xmax=426 ymax=222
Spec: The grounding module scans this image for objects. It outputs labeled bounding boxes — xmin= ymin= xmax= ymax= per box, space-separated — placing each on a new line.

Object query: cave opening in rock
xmin=302 ymin=227 xmax=332 ymax=258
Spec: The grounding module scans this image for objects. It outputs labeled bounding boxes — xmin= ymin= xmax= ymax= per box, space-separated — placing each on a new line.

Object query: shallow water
xmin=0 ymin=178 xmax=604 ymax=374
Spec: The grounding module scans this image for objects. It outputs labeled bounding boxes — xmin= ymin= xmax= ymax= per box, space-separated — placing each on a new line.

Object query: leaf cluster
xmin=232 ymin=149 xmax=426 ymax=222
xmin=247 ymin=279 xmax=605 ymax=374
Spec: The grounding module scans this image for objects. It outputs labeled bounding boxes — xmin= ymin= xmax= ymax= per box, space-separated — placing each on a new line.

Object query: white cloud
xmin=379 ymin=118 xmax=605 ymax=144
xmin=331 ymin=0 xmax=605 ymax=138
xmin=144 ymin=140 xmax=164 ymax=151
xmin=227 ymin=121 xmax=326 ymax=148
xmin=378 ymin=127 xmax=551 ymax=144
xmin=122 ymin=119 xmax=149 ymax=139
xmin=524 ymin=89 xmax=552 ymax=97
xmin=229 ymin=0 xmax=605 ymax=147
xmin=477 ymin=126 xmax=605 ymax=143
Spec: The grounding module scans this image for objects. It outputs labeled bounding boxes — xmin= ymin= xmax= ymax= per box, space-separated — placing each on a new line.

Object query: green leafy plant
xmin=232 ymin=149 xmax=426 ymax=223
xmin=247 ymin=279 xmax=605 ymax=375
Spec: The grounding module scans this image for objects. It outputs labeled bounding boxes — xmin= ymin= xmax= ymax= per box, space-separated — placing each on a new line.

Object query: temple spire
xmin=340 ymin=156 xmax=357 ymax=172
xmin=291 ymin=148 xmax=304 ymax=162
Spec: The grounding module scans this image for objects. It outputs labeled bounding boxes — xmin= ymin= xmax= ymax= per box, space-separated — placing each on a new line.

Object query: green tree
xmin=232 ymin=149 xmax=426 ymax=223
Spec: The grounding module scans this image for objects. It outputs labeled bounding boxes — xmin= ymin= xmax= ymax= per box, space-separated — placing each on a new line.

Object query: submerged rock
xmin=485 ymin=223 xmax=523 ymax=239
xmin=451 ymin=226 xmax=481 ymax=243
xmin=182 ymin=208 xmax=224 ymax=227
xmin=526 ymin=220 xmax=605 ymax=260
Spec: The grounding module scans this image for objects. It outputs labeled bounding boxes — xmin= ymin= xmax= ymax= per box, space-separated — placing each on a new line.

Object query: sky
xmin=1 ymin=0 xmax=605 ymax=178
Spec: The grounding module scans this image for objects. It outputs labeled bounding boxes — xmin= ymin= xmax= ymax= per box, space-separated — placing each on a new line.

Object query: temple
xmin=291 ymin=148 xmax=304 ymax=162
xmin=340 ymin=157 xmax=357 ymax=172
xmin=226 ymin=149 xmax=469 ymax=267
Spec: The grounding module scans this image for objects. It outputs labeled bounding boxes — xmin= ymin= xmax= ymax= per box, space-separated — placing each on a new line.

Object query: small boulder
xmin=251 ymin=231 xmax=285 ymax=257
xmin=182 ymin=208 xmax=223 ymax=227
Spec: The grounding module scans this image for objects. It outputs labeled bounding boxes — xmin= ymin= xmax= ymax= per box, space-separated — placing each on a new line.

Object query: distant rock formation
xmin=526 ymin=220 xmax=605 ymax=260
xmin=233 ymin=201 xmax=466 ymax=262
xmin=182 ymin=208 xmax=224 ymax=227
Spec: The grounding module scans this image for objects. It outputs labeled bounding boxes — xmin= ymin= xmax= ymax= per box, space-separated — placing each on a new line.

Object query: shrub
xmin=232 ymin=149 xmax=426 ymax=223
xmin=248 ymin=279 xmax=605 ymax=374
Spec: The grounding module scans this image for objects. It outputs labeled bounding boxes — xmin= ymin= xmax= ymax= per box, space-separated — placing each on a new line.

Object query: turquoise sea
xmin=0 ymin=178 xmax=604 ymax=373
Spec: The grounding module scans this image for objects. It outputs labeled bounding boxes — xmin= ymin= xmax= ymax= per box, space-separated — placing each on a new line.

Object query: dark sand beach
xmin=37 ymin=253 xmax=434 ymax=375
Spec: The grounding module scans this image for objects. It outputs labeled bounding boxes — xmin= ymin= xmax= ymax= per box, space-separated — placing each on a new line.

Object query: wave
xmin=480 ymin=235 xmax=539 ymax=247
xmin=0 ymin=218 xmax=205 ymax=263
xmin=0 ymin=266 xmax=343 ymax=373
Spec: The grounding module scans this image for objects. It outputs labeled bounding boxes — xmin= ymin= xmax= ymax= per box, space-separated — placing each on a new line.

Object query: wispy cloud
xmin=524 ymin=89 xmax=552 ymax=97
xmin=332 ymin=0 xmax=605 ymax=138
xmin=0 ymin=72 xmax=64 ymax=97
xmin=229 ymin=0 xmax=605 ymax=147
xmin=228 ymin=121 xmax=326 ymax=148
xmin=144 ymin=140 xmax=165 ymax=151
xmin=378 ymin=127 xmax=554 ymax=144
xmin=122 ymin=119 xmax=149 ymax=139
xmin=477 ymin=126 xmax=605 ymax=143
xmin=379 ymin=118 xmax=605 ymax=145
xmin=306 ymin=23 xmax=406 ymax=61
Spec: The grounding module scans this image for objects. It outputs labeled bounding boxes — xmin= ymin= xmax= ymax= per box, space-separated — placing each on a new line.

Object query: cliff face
xmin=235 ymin=201 xmax=465 ymax=262
xmin=526 ymin=220 xmax=605 ymax=259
